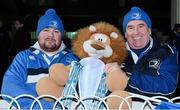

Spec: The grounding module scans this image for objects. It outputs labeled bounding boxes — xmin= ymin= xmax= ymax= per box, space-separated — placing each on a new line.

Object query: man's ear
xmin=124 ymin=33 xmax=128 ymax=39
xmin=149 ymin=28 xmax=152 ymax=35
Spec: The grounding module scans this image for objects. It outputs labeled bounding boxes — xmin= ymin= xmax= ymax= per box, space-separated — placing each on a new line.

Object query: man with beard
xmin=1 ymin=8 xmax=78 ymax=109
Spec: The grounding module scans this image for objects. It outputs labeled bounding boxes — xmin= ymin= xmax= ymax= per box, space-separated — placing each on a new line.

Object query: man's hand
xmin=104 ymin=62 xmax=122 ymax=74
xmin=105 ymin=62 xmax=128 ymax=91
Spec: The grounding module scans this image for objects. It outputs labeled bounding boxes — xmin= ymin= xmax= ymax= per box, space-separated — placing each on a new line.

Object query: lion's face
xmin=83 ymin=33 xmax=112 ymax=58
xmin=71 ymin=22 xmax=127 ymax=64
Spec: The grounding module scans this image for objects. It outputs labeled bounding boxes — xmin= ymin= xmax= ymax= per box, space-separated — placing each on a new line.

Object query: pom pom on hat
xmin=36 ymin=8 xmax=64 ymax=37
xmin=123 ymin=6 xmax=152 ymax=33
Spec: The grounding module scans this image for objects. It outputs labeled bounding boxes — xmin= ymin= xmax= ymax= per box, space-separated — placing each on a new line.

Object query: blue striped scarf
xmin=61 ymin=61 xmax=108 ymax=109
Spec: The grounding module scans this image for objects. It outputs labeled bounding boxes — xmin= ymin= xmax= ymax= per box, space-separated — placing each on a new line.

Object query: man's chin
xmin=39 ymin=43 xmax=60 ymax=52
xmin=44 ymin=48 xmax=58 ymax=52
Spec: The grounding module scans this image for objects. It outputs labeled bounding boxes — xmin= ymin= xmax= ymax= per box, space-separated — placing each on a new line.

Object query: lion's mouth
xmin=83 ymin=40 xmax=113 ymax=58
xmin=91 ymin=43 xmax=105 ymax=50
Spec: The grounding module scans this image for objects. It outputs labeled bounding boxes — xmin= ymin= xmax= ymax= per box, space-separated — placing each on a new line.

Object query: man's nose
xmin=48 ymin=30 xmax=54 ymax=36
xmin=133 ymin=28 xmax=140 ymax=34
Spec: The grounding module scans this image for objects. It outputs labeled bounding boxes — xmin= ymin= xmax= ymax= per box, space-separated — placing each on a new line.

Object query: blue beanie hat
xmin=36 ymin=8 xmax=64 ymax=37
xmin=123 ymin=6 xmax=152 ymax=33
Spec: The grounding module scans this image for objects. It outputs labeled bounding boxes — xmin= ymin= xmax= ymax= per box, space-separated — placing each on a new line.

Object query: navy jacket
xmin=123 ymin=37 xmax=179 ymax=97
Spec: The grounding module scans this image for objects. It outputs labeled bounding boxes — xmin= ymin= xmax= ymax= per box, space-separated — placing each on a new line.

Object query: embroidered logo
xmin=49 ymin=20 xmax=58 ymax=29
xmin=131 ymin=13 xmax=141 ymax=19
xmin=66 ymin=57 xmax=73 ymax=64
xmin=62 ymin=51 xmax=67 ymax=54
xmin=149 ymin=59 xmax=160 ymax=69
xmin=29 ymin=55 xmax=36 ymax=60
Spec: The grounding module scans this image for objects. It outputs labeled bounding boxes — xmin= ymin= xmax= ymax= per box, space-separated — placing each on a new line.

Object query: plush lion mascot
xmin=36 ymin=22 xmax=131 ymax=109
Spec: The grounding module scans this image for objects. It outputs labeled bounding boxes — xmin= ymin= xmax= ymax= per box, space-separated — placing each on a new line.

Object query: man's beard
xmin=39 ymin=42 xmax=61 ymax=52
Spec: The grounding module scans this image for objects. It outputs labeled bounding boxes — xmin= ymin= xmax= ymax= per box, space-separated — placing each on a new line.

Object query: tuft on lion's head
xmin=71 ymin=22 xmax=127 ymax=64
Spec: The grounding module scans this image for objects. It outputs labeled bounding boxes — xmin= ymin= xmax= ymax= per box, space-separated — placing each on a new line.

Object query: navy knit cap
xmin=36 ymin=8 xmax=64 ymax=37
xmin=123 ymin=6 xmax=152 ymax=34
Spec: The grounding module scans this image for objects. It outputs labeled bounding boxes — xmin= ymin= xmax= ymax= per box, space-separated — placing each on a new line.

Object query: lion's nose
xmin=91 ymin=43 xmax=105 ymax=50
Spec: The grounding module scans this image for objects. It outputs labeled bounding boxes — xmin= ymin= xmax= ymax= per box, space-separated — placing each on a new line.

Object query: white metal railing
xmin=0 ymin=93 xmax=180 ymax=110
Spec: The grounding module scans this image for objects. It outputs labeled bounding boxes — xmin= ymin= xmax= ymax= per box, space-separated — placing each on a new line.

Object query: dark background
xmin=0 ymin=0 xmax=171 ymax=34
xmin=0 ymin=0 xmax=175 ymax=94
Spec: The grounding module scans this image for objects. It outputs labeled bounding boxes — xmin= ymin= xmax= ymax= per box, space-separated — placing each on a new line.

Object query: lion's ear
xmin=110 ymin=32 xmax=118 ymax=39
xmin=89 ymin=25 xmax=96 ymax=32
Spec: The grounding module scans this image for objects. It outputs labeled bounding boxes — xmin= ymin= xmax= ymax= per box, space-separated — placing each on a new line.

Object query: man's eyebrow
xmin=138 ymin=23 xmax=146 ymax=26
xmin=127 ymin=25 xmax=133 ymax=27
xmin=127 ymin=23 xmax=146 ymax=28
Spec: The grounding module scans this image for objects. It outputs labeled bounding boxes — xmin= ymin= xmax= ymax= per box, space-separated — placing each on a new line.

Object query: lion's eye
xmin=94 ymin=35 xmax=107 ymax=43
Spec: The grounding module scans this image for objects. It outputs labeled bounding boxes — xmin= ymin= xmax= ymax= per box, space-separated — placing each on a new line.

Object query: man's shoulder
xmin=161 ymin=43 xmax=177 ymax=54
xmin=15 ymin=48 xmax=42 ymax=59
xmin=149 ymin=43 xmax=177 ymax=60
xmin=15 ymin=48 xmax=31 ymax=55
